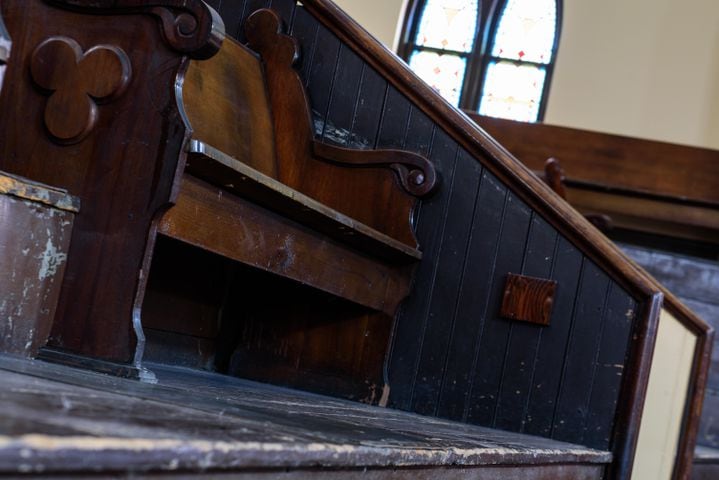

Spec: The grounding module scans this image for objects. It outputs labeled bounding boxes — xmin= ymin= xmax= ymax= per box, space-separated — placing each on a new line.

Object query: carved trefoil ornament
xmin=30 ymin=36 xmax=131 ymax=144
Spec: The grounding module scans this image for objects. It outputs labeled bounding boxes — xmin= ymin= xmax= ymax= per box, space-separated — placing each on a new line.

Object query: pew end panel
xmin=0 ymin=0 xmax=224 ymax=366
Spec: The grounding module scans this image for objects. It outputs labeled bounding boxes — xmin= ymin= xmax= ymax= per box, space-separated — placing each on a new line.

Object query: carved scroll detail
xmin=30 ymin=36 xmax=131 ymax=144
xmin=313 ymin=143 xmax=437 ymax=197
xmin=245 ymin=9 xmax=437 ymax=198
xmin=44 ymin=0 xmax=224 ymax=59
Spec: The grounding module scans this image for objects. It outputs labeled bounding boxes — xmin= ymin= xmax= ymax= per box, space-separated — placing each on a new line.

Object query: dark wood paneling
xmin=410 ymin=149 xmax=482 ymax=416
xmin=494 ymin=217 xmax=558 ymax=432
xmin=552 ymin=261 xmax=612 ymax=446
xmin=387 ymin=128 xmax=456 ymax=411
xmin=435 ymin=170 xmax=509 ymax=422
xmin=322 ymin=45 xmax=364 ymax=146
xmin=306 ymin=24 xmax=341 ymax=128
xmin=351 ymin=65 xmax=388 ymax=149
xmin=523 ymin=237 xmax=584 ymax=438
xmin=465 ymin=192 xmax=533 ymax=426
xmin=288 ymin=4 xmax=320 ymax=86
xmin=583 ymin=284 xmax=636 ymax=448
xmin=376 ymin=86 xmax=412 ymax=150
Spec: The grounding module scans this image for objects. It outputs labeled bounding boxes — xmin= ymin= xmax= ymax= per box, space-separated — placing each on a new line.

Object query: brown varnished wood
xmin=472 ymin=114 xmax=719 ymax=245
xmin=473 ymin=114 xmax=719 ymax=207
xmin=543 ymin=158 xmax=567 ymax=200
xmin=0 ymin=0 xmax=223 ymax=363
xmin=158 ymin=174 xmax=414 ymax=317
xmin=500 ymin=273 xmax=557 ymax=327
xmin=45 ymin=0 xmax=224 ymax=60
xmin=30 ymin=36 xmax=132 ymax=144
xmin=243 ymin=9 xmax=425 ymax=247
xmin=183 ymin=36 xmax=278 ymax=178
xmin=184 ymin=141 xmax=421 ymax=263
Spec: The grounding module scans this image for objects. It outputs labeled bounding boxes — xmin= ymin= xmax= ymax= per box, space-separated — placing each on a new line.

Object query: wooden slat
xmin=552 ymin=261 xmax=612 ymax=447
xmin=494 ymin=216 xmax=558 ymax=431
xmin=159 ymin=174 xmax=413 ymax=315
xmin=185 ymin=141 xmax=422 ymax=263
xmin=322 ymin=44 xmax=364 ymax=146
xmin=435 ymin=169 xmax=507 ymax=422
xmin=465 ymin=192 xmax=533 ymax=426
xmin=523 ymin=238 xmax=584 ymax=439
xmin=387 ymin=129 xmax=456 ymax=411
xmin=350 ymin=65 xmax=387 ymax=149
xmin=410 ymin=149 xmax=482 ymax=416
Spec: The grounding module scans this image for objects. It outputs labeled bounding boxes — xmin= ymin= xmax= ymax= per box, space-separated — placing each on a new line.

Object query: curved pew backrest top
xmin=202 ymin=1 xmax=667 ymax=479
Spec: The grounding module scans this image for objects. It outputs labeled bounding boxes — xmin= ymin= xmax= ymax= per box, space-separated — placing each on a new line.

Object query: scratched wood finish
xmin=217 ymin=4 xmax=661 ymax=480
xmin=0 ymin=355 xmax=610 ymax=478
xmin=500 ymin=274 xmax=557 ymax=326
xmin=159 ymin=175 xmax=413 ymax=316
xmin=0 ymin=173 xmax=77 ymax=357
xmin=0 ymin=0 xmax=223 ymax=363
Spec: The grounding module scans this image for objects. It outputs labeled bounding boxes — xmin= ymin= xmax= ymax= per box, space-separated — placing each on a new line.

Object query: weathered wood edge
xmin=0 ymin=170 xmax=80 ymax=212
xmin=606 ymin=292 xmax=661 ymax=480
xmin=668 ymin=296 xmax=714 ymax=480
xmin=43 ymin=0 xmax=225 ymax=59
xmin=0 ymin=356 xmax=614 ymax=474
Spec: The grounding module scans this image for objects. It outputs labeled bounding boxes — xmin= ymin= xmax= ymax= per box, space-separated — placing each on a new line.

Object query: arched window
xmin=398 ymin=0 xmax=561 ymax=122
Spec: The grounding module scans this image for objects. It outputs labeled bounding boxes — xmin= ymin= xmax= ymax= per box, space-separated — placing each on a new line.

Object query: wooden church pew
xmin=0 ymin=1 xmax=699 ymax=479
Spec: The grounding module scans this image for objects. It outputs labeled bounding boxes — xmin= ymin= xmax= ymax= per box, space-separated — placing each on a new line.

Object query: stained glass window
xmin=401 ymin=0 xmax=479 ymax=107
xmin=477 ymin=0 xmax=558 ymax=121
xmin=415 ymin=0 xmax=479 ymax=53
xmin=491 ymin=0 xmax=557 ymax=64
xmin=409 ymin=51 xmax=468 ymax=106
xmin=398 ymin=0 xmax=560 ymax=121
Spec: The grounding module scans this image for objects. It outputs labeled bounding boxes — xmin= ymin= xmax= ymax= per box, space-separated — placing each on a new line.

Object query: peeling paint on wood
xmin=0 ymin=172 xmax=76 ymax=356
xmin=0 ymin=172 xmax=79 ymax=213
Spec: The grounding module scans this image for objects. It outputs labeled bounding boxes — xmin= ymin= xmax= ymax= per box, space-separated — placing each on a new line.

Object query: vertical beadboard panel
xmin=387 ymin=128 xmax=457 ymax=411
xmin=494 ymin=216 xmax=558 ymax=432
xmin=410 ymin=149 xmax=482 ymax=416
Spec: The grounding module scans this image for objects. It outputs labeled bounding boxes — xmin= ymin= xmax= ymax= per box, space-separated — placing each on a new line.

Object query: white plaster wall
xmin=330 ymin=0 xmax=719 ymax=149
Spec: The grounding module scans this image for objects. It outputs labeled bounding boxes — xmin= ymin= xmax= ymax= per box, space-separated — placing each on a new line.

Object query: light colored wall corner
xmin=331 ymin=0 xmax=408 ymax=49
xmin=545 ymin=0 xmax=719 ymax=149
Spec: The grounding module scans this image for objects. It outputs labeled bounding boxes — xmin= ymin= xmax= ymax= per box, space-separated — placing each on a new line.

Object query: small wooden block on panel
xmin=500 ymin=273 xmax=557 ymax=326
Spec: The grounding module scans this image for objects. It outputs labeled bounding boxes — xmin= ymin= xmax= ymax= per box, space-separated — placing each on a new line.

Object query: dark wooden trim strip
xmin=607 ymin=292 xmax=663 ymax=479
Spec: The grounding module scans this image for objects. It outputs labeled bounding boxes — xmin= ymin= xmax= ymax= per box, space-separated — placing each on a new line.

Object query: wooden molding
xmin=44 ymin=0 xmax=225 ymax=59
xmin=30 ymin=36 xmax=131 ymax=144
